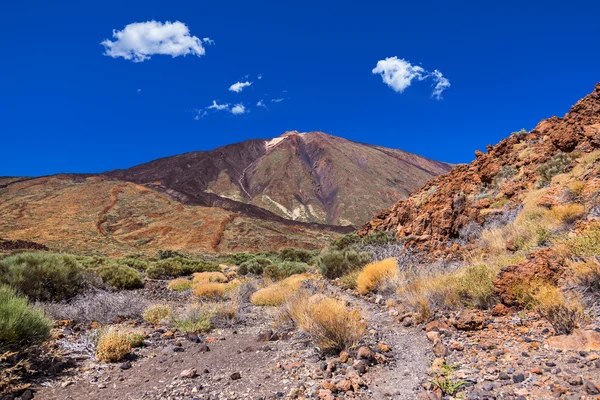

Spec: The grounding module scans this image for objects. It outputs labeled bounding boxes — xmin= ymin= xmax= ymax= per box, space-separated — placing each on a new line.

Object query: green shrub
xmin=146 ymin=257 xmax=219 ymax=279
xmin=536 ymin=152 xmax=573 ymax=188
xmin=274 ymin=261 xmax=308 ymax=280
xmin=317 ymin=248 xmax=372 ymax=279
xmin=0 ymin=252 xmax=89 ymax=301
xmin=173 ymin=307 xmax=212 ymax=333
xmin=279 ymin=248 xmax=316 ymax=263
xmin=157 ymin=249 xmax=185 ymax=260
xmin=493 ymin=165 xmax=517 ymax=186
xmin=330 ymin=231 xmax=394 ymax=251
xmin=97 ymin=264 xmax=143 ymax=290
xmin=0 ymin=285 xmax=51 ymax=348
xmin=116 ymin=256 xmax=149 ymax=271
xmin=238 ymin=257 xmax=274 ymax=276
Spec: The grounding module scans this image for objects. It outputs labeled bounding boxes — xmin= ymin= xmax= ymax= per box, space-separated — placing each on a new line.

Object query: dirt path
xmin=327 ymin=284 xmax=431 ymax=399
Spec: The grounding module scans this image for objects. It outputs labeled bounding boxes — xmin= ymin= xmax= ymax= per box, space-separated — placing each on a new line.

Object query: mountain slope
xmin=0 ymin=175 xmax=343 ymax=256
xmin=107 ymin=131 xmax=451 ymax=226
xmin=360 ymin=83 xmax=600 ymax=260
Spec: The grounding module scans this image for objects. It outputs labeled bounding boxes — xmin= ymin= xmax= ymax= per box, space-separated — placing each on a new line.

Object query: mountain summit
xmin=108 ymin=131 xmax=451 ymax=226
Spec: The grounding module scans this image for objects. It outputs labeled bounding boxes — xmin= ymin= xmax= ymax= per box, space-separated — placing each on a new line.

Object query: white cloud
xmin=257 ymin=100 xmax=267 ymax=108
xmin=207 ymin=100 xmax=229 ymax=111
xmin=231 ymin=103 xmax=246 ymax=115
xmin=430 ymin=70 xmax=451 ymax=100
xmin=102 ymin=21 xmax=206 ymax=62
xmin=229 ymin=81 xmax=252 ymax=93
xmin=372 ymin=57 xmax=450 ymax=99
xmin=271 ymin=98 xmax=284 ymax=103
xmin=136 ymin=88 xmax=142 ymax=94
xmin=257 ymin=74 xmax=263 ymax=80
xmin=202 ymin=37 xmax=215 ymax=45
xmin=194 ymin=110 xmax=208 ymax=120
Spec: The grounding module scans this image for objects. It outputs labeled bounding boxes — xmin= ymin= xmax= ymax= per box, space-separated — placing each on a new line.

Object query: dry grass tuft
xmin=356 ymin=258 xmax=398 ymax=295
xmin=167 ymin=278 xmax=193 ymax=292
xmin=96 ymin=331 xmax=132 ymax=362
xmin=572 ymin=259 xmax=600 ymax=293
xmin=283 ymin=292 xmax=366 ymax=353
xmin=549 ymin=203 xmax=586 ymax=224
xmin=250 ymin=274 xmax=309 ymax=306
xmin=533 ymin=284 xmax=587 ymax=335
xmin=193 ymin=271 xmax=228 ymax=284
xmin=193 ymin=282 xmax=227 ymax=299
xmin=142 ymin=304 xmax=172 ymax=325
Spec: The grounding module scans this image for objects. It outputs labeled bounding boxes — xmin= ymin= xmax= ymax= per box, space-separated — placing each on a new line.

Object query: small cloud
xmin=194 ymin=110 xmax=208 ymax=120
xmin=257 ymin=99 xmax=268 ymax=109
xmin=101 ymin=20 xmax=206 ymax=62
xmin=271 ymin=98 xmax=284 ymax=103
xmin=257 ymin=74 xmax=263 ymax=80
xmin=208 ymin=100 xmax=229 ymax=110
xmin=136 ymin=88 xmax=142 ymax=94
xmin=231 ymin=103 xmax=246 ymax=115
xmin=229 ymin=81 xmax=252 ymax=93
xmin=372 ymin=56 xmax=450 ymax=99
xmin=202 ymin=37 xmax=215 ymax=45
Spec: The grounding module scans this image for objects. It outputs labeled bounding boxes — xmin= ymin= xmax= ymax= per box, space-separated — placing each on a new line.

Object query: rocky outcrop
xmin=360 ymin=83 xmax=600 ymax=259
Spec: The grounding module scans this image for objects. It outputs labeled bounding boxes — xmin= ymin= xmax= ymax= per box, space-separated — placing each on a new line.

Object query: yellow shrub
xmin=339 ymin=270 xmax=360 ymax=290
xmin=533 ymin=284 xmax=586 ymax=335
xmin=549 ymin=203 xmax=586 ymax=224
xmin=561 ymin=222 xmax=600 ymax=259
xmin=399 ymin=272 xmax=461 ymax=321
xmin=96 ymin=331 xmax=132 ymax=362
xmin=142 ymin=304 xmax=172 ymax=325
xmin=284 ymin=292 xmax=366 ymax=352
xmin=193 ymin=282 xmax=227 ymax=299
xmin=167 ymin=278 xmax=193 ymax=291
xmin=356 ymin=258 xmax=398 ymax=295
xmin=572 ymin=259 xmax=600 ymax=292
xmin=193 ymin=271 xmax=228 ymax=284
xmin=250 ymin=274 xmax=309 ymax=306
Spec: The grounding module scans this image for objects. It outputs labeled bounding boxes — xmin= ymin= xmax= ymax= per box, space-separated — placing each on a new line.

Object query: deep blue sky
xmin=2 ymin=0 xmax=599 ymax=176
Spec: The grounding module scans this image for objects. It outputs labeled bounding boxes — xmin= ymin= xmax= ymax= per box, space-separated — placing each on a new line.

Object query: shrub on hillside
xmin=533 ymin=284 xmax=586 ymax=334
xmin=142 ymin=304 xmax=172 ymax=325
xmin=192 ymin=271 xmax=227 ymax=283
xmin=97 ymin=264 xmax=143 ymax=290
xmin=264 ymin=261 xmax=308 ymax=281
xmin=173 ymin=306 xmax=212 ymax=333
xmin=146 ymin=257 xmax=219 ymax=279
xmin=279 ymin=248 xmax=316 ymax=263
xmin=0 ymin=285 xmax=51 ymax=349
xmin=193 ymin=282 xmax=227 ymax=299
xmin=237 ymin=256 xmax=274 ymax=276
xmin=356 ymin=258 xmax=398 ymax=295
xmin=250 ymin=274 xmax=309 ymax=306
xmin=167 ymin=278 xmax=193 ymax=292
xmin=317 ymin=248 xmax=371 ymax=279
xmin=536 ymin=152 xmax=573 ymax=188
xmin=96 ymin=331 xmax=132 ymax=362
xmin=283 ymin=292 xmax=365 ymax=353
xmin=573 ymin=259 xmax=600 ymax=293
xmin=43 ymin=290 xmax=146 ymax=324
xmin=116 ymin=256 xmax=150 ymax=271
xmin=0 ymin=252 xmax=90 ymax=301
xmin=157 ymin=249 xmax=185 ymax=260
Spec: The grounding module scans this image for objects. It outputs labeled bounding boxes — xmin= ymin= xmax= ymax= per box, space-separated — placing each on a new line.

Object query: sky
xmin=1 ymin=0 xmax=599 ymax=177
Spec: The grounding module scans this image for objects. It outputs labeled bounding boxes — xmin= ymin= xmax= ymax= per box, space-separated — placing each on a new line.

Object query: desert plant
xmin=339 ymin=271 xmax=360 ymax=290
xmin=429 ymin=361 xmax=466 ymax=396
xmin=0 ymin=285 xmax=51 ymax=349
xmin=533 ymin=284 xmax=586 ymax=334
xmin=493 ymin=165 xmax=517 ymax=186
xmin=146 ymin=257 xmax=220 ymax=279
xmin=279 ymin=248 xmax=316 ymax=263
xmin=96 ymin=263 xmax=143 ymax=290
xmin=456 ymin=263 xmax=499 ymax=309
xmin=237 ymin=256 xmax=274 ymax=276
xmin=96 ymin=331 xmax=132 ymax=362
xmin=0 ymin=252 xmax=90 ymax=301
xmin=317 ymin=248 xmax=371 ymax=279
xmin=142 ymin=304 xmax=172 ymax=325
xmin=157 ymin=249 xmax=185 ymax=260
xmin=264 ymin=261 xmax=308 ymax=281
xmin=572 ymin=259 xmax=600 ymax=293
xmin=193 ymin=282 xmax=227 ymax=299
xmin=167 ymin=278 xmax=193 ymax=291
xmin=549 ymin=203 xmax=586 ymax=225
xmin=250 ymin=274 xmax=309 ymax=306
xmin=356 ymin=258 xmax=398 ymax=295
xmin=283 ymin=292 xmax=365 ymax=353
xmin=536 ymin=152 xmax=573 ymax=188
xmin=561 ymin=222 xmax=600 ymax=259
xmin=127 ymin=333 xmax=145 ymax=348
xmin=172 ymin=306 xmax=212 ymax=333
xmin=193 ymin=271 xmax=228 ymax=283
xmin=43 ymin=290 xmax=146 ymax=325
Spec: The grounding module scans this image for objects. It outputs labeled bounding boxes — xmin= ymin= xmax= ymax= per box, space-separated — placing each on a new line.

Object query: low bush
xmin=157 ymin=249 xmax=185 ymax=260
xmin=250 ymin=274 xmax=309 ymax=306
xmin=356 ymin=258 xmax=398 ymax=295
xmin=456 ymin=263 xmax=499 ymax=309
xmin=317 ymin=248 xmax=371 ymax=279
xmin=237 ymin=257 xmax=274 ymax=276
xmin=0 ymin=252 xmax=89 ymax=301
xmin=116 ymin=256 xmax=150 ymax=271
xmin=279 ymin=248 xmax=316 ymax=263
xmin=43 ymin=290 xmax=146 ymax=325
xmin=264 ymin=261 xmax=308 ymax=281
xmin=283 ymin=292 xmax=365 ymax=353
xmin=549 ymin=203 xmax=586 ymax=225
xmin=142 ymin=304 xmax=172 ymax=325
xmin=572 ymin=259 xmax=600 ymax=293
xmin=0 ymin=285 xmax=51 ymax=349
xmin=172 ymin=306 xmax=212 ymax=333
xmin=339 ymin=271 xmax=360 ymax=290
xmin=561 ymin=222 xmax=600 ymax=259
xmin=96 ymin=264 xmax=143 ymax=290
xmin=167 ymin=278 xmax=193 ymax=291
xmin=192 ymin=271 xmax=227 ymax=284
xmin=96 ymin=331 xmax=132 ymax=362
xmin=193 ymin=282 xmax=227 ymax=299
xmin=533 ymin=284 xmax=586 ymax=334
xmin=127 ymin=333 xmax=145 ymax=348
xmin=146 ymin=257 xmax=220 ymax=279
xmin=536 ymin=152 xmax=573 ymax=188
